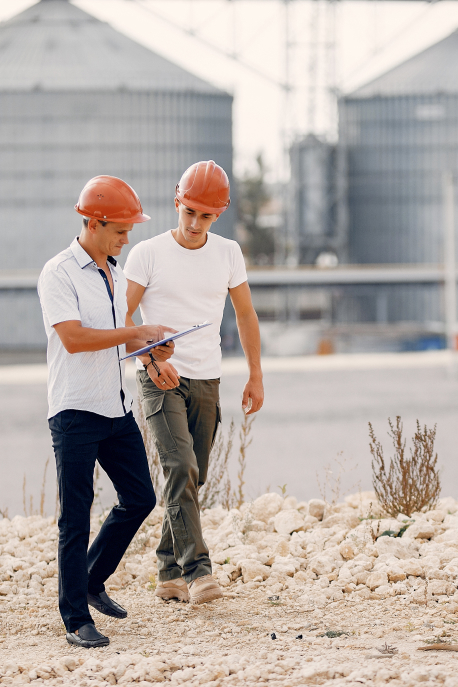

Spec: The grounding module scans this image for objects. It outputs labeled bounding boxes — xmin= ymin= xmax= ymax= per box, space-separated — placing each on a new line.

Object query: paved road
xmin=2 ymin=353 xmax=458 ymax=517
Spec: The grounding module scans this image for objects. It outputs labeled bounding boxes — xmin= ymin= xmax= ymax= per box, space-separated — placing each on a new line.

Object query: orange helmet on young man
xmin=175 ymin=160 xmax=230 ymax=216
xmin=75 ymin=176 xmax=150 ymax=223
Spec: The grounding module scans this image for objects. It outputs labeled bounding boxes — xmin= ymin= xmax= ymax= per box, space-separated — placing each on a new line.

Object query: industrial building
xmin=0 ymin=0 xmax=233 ymax=348
xmin=338 ymin=30 xmax=458 ymax=332
xmin=274 ymin=31 xmax=458 ymax=353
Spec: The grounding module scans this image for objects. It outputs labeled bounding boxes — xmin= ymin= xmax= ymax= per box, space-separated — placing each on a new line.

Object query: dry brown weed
xmin=369 ymin=417 xmax=441 ymax=517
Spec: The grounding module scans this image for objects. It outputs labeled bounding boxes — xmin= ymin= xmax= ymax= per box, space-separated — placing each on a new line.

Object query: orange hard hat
xmin=75 ymin=176 xmax=150 ymax=223
xmin=175 ymin=160 xmax=230 ymax=216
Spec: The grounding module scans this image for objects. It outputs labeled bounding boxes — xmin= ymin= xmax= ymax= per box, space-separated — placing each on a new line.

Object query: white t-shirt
xmin=124 ymin=230 xmax=247 ymax=379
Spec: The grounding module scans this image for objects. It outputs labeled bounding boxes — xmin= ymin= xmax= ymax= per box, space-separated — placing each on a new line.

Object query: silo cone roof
xmin=0 ymin=0 xmax=222 ymax=93
xmin=350 ymin=29 xmax=458 ymax=98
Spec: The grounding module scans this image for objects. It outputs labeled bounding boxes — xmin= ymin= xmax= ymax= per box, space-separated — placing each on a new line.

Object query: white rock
xmin=374 ymin=584 xmax=396 ymax=597
xmin=282 ymin=496 xmax=297 ymax=510
xmin=365 ymin=571 xmax=388 ymax=590
xmin=308 ymin=499 xmax=326 ymax=521
xmin=309 ymin=556 xmax=336 ymax=576
xmin=428 ymin=579 xmax=455 ymax=596
xmin=273 ymin=510 xmax=304 ymax=535
xmin=425 ymin=510 xmax=446 ymax=523
xmin=270 ymin=560 xmax=296 ymax=577
xmin=399 ymin=558 xmax=424 ymax=577
xmin=438 ymin=497 xmax=458 ymax=514
xmin=251 ymin=494 xmax=283 ymax=523
xmin=403 ymin=521 xmax=436 ymax=540
xmin=387 ymin=567 xmax=406 ymax=583
xmin=339 ymin=540 xmax=358 ymax=560
xmin=213 ymin=545 xmax=257 ymax=566
xmin=375 ymin=537 xmax=418 ymax=559
xmin=238 ymin=559 xmax=270 ymax=583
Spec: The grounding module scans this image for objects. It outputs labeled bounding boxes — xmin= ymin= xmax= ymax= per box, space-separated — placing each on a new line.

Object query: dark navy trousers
xmin=49 ymin=409 xmax=155 ymax=632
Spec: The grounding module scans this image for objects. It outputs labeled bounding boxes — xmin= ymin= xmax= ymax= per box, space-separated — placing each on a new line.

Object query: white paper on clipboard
xmin=119 ymin=321 xmax=211 ymax=361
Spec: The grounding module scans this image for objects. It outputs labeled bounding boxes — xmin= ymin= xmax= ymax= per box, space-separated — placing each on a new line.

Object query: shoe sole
xmin=190 ymin=588 xmax=223 ymax=605
xmin=66 ymin=635 xmax=110 ymax=649
xmin=155 ymin=587 xmax=189 ymax=603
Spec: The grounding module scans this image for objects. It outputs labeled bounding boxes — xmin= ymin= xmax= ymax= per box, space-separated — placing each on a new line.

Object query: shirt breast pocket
xmin=79 ymin=298 xmax=113 ymax=329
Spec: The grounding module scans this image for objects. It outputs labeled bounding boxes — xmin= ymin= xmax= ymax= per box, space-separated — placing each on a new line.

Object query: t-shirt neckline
xmin=168 ymin=229 xmax=211 ymax=254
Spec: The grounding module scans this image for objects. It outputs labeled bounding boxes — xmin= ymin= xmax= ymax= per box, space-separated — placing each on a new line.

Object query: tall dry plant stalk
xmin=23 ymin=457 xmax=50 ymax=517
xmin=137 ymin=396 xmax=164 ymax=506
xmin=369 ymin=417 xmax=441 ymax=517
xmin=199 ymin=420 xmax=235 ymax=510
xmin=316 ymin=452 xmax=360 ymax=509
xmin=235 ymin=413 xmax=255 ymax=508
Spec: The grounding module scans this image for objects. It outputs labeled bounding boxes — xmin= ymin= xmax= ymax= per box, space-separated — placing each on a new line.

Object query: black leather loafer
xmin=87 ymin=590 xmax=128 ymax=619
xmin=66 ymin=623 xmax=109 ymax=648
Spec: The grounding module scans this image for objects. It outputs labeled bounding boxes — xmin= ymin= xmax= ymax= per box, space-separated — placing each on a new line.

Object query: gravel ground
xmin=3 ymin=492 xmax=458 ymax=686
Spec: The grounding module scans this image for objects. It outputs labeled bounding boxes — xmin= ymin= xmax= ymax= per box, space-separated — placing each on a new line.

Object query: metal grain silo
xmin=0 ymin=0 xmax=233 ymax=347
xmin=289 ymin=134 xmax=338 ymax=265
xmin=338 ymin=32 xmax=458 ymax=330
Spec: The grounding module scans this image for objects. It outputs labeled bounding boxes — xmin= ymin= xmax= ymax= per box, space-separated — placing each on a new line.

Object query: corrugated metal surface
xmin=338 ymin=32 xmax=458 ymax=325
xmin=0 ymin=89 xmax=233 ymax=269
xmin=0 ymin=0 xmax=234 ymax=346
xmin=0 ymin=290 xmax=47 ymax=348
xmin=340 ymin=94 xmax=458 ymax=266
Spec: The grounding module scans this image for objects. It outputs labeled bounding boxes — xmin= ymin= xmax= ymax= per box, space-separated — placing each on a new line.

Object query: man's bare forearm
xmin=59 ymin=325 xmax=144 ymax=354
xmin=236 ymin=311 xmax=263 ymax=379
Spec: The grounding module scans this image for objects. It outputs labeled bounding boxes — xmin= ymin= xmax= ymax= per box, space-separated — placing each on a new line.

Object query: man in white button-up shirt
xmin=38 ymin=176 xmax=175 ymax=649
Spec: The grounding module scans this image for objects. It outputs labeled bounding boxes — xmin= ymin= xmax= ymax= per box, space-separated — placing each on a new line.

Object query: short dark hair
xmin=83 ymin=217 xmax=107 ymax=228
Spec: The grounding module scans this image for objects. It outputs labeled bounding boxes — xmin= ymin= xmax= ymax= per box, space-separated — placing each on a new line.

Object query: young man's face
xmin=88 ymin=219 xmax=133 ymax=257
xmin=174 ymin=199 xmax=217 ymax=249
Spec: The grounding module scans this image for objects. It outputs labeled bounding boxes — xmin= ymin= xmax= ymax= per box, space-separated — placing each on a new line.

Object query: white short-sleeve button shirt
xmin=38 ymin=237 xmax=133 ymax=420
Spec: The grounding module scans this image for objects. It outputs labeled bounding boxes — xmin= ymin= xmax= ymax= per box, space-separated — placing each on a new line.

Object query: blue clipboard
xmin=120 ymin=321 xmax=211 ymax=361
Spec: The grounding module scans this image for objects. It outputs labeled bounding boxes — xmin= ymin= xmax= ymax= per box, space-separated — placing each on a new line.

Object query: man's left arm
xmin=229 ymin=281 xmax=264 ymax=415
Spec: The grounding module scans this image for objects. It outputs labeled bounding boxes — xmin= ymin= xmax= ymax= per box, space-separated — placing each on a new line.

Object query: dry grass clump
xmin=198 ymin=413 xmax=255 ymax=510
xmin=234 ymin=413 xmax=255 ymax=509
xmin=316 ymin=451 xmax=360 ymax=509
xmin=22 ymin=457 xmax=50 ymax=517
xmin=369 ymin=416 xmax=441 ymax=517
xmin=199 ymin=420 xmax=235 ymax=510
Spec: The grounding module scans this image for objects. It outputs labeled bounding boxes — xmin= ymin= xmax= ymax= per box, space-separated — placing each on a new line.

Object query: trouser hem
xmin=182 ymin=565 xmax=213 ymax=585
xmin=158 ymin=570 xmax=185 ymax=583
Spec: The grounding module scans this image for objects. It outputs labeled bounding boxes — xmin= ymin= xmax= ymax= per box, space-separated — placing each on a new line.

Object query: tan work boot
xmin=188 ymin=575 xmax=223 ymax=605
xmin=155 ymin=578 xmax=189 ymax=603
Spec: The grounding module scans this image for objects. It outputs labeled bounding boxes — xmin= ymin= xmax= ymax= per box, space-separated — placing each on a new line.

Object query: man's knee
xmin=170 ymin=451 xmax=198 ymax=487
xmin=137 ymin=486 xmax=156 ymax=515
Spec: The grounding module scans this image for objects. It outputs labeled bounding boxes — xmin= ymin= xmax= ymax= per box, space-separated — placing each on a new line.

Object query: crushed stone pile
xmin=2 ymin=491 xmax=458 ymax=685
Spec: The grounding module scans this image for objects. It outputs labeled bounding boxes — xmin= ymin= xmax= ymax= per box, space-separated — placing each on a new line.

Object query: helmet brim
xmin=75 ymin=206 xmax=150 ymax=223
xmin=175 ymin=194 xmax=229 ymax=216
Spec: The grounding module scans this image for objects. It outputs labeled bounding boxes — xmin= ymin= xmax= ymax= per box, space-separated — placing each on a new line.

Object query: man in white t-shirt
xmin=124 ymin=160 xmax=263 ymax=605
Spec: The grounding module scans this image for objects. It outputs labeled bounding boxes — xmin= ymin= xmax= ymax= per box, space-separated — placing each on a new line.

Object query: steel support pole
xmin=444 ymin=172 xmax=456 ymax=352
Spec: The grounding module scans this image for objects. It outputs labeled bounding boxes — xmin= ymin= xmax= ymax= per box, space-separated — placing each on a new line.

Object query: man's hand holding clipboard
xmin=120 ymin=321 xmax=211 ymax=361
xmin=122 ymin=322 xmax=212 ymax=391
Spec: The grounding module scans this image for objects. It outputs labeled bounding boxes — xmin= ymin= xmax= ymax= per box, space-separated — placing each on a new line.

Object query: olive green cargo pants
xmin=137 ymin=371 xmax=221 ymax=583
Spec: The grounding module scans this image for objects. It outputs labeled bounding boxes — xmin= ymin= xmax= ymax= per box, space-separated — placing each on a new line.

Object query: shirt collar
xmin=70 ymin=237 xmax=117 ymax=269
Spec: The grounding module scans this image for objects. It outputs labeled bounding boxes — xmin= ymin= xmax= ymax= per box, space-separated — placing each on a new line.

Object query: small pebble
xmin=271 ymin=633 xmax=277 ymax=640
